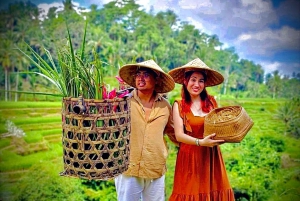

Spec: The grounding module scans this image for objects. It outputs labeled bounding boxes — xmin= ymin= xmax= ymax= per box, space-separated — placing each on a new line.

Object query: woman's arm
xmin=164 ymin=103 xmax=179 ymax=146
xmin=173 ymin=101 xmax=224 ymax=147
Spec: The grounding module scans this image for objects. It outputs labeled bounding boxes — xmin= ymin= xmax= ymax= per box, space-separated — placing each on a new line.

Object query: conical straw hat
xmin=119 ymin=60 xmax=175 ymax=93
xmin=168 ymin=58 xmax=224 ymax=87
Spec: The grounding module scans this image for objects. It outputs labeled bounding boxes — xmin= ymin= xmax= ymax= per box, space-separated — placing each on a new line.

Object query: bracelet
xmin=195 ymin=138 xmax=200 ymax=146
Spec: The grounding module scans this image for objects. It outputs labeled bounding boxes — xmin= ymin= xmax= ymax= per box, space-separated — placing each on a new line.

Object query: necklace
xmin=191 ymin=103 xmax=200 ymax=111
xmin=191 ymin=102 xmax=207 ymax=117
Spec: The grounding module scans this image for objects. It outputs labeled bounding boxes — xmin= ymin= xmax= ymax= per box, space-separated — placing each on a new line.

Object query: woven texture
xmin=60 ymin=96 xmax=131 ymax=180
xmin=203 ymin=106 xmax=254 ymax=143
xmin=119 ymin=59 xmax=175 ymax=93
xmin=168 ymin=58 xmax=224 ymax=86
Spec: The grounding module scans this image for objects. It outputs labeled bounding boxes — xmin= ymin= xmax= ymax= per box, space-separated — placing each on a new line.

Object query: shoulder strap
xmin=174 ymin=99 xmax=192 ymax=132
xmin=208 ymin=95 xmax=218 ymax=109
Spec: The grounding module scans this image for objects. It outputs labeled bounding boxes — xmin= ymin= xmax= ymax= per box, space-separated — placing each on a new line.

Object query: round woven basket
xmin=203 ymin=106 xmax=253 ymax=143
xmin=60 ymin=96 xmax=131 ymax=180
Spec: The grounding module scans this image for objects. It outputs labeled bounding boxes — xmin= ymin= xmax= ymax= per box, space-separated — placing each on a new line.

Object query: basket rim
xmin=205 ymin=105 xmax=244 ymax=124
xmin=63 ymin=96 xmax=130 ymax=102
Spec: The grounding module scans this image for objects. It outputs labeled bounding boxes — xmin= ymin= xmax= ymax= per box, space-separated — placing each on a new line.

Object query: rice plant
xmin=18 ymin=21 xmax=106 ymax=99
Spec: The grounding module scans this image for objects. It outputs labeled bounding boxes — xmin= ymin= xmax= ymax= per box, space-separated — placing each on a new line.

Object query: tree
xmin=0 ymin=36 xmax=14 ymax=101
xmin=274 ymin=100 xmax=300 ymax=136
xmin=176 ymin=23 xmax=202 ymax=61
xmin=63 ymin=0 xmax=75 ymax=11
xmin=0 ymin=0 xmax=297 ymax=101
xmin=0 ymin=1 xmax=41 ymax=101
xmin=266 ymin=71 xmax=282 ymax=99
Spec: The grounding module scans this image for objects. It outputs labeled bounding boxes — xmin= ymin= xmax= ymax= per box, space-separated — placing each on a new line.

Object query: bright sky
xmin=2 ymin=0 xmax=300 ymax=76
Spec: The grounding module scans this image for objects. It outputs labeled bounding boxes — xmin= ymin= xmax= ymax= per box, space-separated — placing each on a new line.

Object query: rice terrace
xmin=0 ymin=0 xmax=300 ymax=200
xmin=0 ymin=96 xmax=299 ymax=200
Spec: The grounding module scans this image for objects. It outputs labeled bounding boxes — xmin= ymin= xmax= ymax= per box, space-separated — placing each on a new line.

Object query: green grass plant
xmin=0 ymin=101 xmax=61 ymax=109
xmin=21 ymin=123 xmax=61 ymax=131
xmin=24 ymin=128 xmax=61 ymax=143
xmin=32 ymin=128 xmax=62 ymax=137
xmin=24 ymin=133 xmax=43 ymax=143
xmin=12 ymin=158 xmax=85 ymax=201
xmin=0 ymin=142 xmax=62 ymax=172
xmin=0 ymin=139 xmax=10 ymax=149
xmin=18 ymin=21 xmax=109 ymax=100
xmin=11 ymin=116 xmax=60 ymax=125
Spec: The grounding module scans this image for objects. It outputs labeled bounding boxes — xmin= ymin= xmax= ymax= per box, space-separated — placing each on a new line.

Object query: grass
xmin=0 ymin=142 xmax=62 ymax=172
xmin=11 ymin=116 xmax=61 ymax=125
xmin=0 ymin=98 xmax=299 ymax=201
xmin=0 ymin=139 xmax=10 ymax=149
xmin=0 ymin=101 xmax=62 ymax=109
xmin=0 ymin=101 xmax=63 ymax=175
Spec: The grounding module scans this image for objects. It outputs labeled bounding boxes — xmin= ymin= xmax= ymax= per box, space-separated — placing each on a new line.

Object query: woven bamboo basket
xmin=203 ymin=106 xmax=254 ymax=143
xmin=59 ymin=96 xmax=131 ymax=180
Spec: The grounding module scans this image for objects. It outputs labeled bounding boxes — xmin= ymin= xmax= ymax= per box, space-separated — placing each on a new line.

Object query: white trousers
xmin=114 ymin=174 xmax=165 ymax=201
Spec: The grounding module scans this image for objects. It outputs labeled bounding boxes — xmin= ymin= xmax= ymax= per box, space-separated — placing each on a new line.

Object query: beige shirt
xmin=124 ymin=90 xmax=177 ymax=178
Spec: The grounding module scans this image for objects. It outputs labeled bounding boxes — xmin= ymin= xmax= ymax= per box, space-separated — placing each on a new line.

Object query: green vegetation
xmin=0 ymin=0 xmax=299 ymax=200
xmin=0 ymin=98 xmax=299 ymax=201
xmin=14 ymin=159 xmax=85 ymax=201
xmin=0 ymin=0 xmax=299 ymax=102
xmin=19 ymin=21 xmax=108 ymax=99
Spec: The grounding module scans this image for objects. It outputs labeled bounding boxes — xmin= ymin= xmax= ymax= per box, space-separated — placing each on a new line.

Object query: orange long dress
xmin=169 ymin=101 xmax=235 ymax=201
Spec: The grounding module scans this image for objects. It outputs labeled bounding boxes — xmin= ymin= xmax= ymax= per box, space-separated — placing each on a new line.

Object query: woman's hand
xmin=200 ymin=134 xmax=224 ymax=147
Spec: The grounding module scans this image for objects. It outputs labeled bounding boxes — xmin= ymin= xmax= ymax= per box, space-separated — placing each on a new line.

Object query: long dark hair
xmin=181 ymin=70 xmax=215 ymax=113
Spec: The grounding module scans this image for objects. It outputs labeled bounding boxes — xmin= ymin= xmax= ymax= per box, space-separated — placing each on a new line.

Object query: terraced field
xmin=0 ymin=101 xmax=63 ymax=200
xmin=0 ymin=99 xmax=299 ymax=201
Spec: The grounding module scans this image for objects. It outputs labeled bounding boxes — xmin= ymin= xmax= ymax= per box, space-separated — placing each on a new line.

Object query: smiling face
xmin=184 ymin=71 xmax=205 ymax=97
xmin=134 ymin=68 xmax=157 ymax=92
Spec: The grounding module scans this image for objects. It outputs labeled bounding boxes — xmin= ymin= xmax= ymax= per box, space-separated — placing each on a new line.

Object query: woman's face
xmin=185 ymin=72 xmax=205 ymax=97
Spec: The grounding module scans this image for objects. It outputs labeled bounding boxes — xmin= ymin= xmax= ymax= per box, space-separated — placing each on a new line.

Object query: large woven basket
xmin=203 ymin=106 xmax=253 ymax=143
xmin=60 ymin=96 xmax=131 ymax=180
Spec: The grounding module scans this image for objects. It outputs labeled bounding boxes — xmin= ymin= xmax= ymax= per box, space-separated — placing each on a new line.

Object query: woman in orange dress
xmin=168 ymin=58 xmax=235 ymax=201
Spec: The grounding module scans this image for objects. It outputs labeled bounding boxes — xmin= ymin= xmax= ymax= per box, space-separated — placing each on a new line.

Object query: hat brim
xmin=168 ymin=66 xmax=224 ymax=87
xmin=119 ymin=64 xmax=175 ymax=93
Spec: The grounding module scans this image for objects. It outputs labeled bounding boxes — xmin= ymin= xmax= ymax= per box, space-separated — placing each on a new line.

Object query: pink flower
xmin=115 ymin=75 xmax=124 ymax=84
xmin=115 ymin=75 xmax=126 ymax=90
xmin=102 ymin=85 xmax=108 ymax=99
xmin=108 ymin=88 xmax=117 ymax=99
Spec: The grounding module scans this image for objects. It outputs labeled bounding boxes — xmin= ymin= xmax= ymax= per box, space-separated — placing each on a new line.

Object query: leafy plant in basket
xmin=19 ymin=22 xmax=130 ymax=99
xmin=19 ymin=22 xmax=132 ymax=181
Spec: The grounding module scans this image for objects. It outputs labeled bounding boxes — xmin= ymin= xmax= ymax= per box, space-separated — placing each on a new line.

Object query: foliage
xmin=81 ymin=180 xmax=117 ymax=201
xmin=13 ymin=161 xmax=85 ymax=201
xmin=217 ymin=98 xmax=299 ymax=201
xmin=18 ymin=21 xmax=108 ymax=99
xmin=0 ymin=0 xmax=300 ymax=199
xmin=274 ymin=98 xmax=300 ymax=138
xmin=223 ymin=137 xmax=281 ymax=200
xmin=0 ymin=99 xmax=299 ymax=201
xmin=2 ymin=0 xmax=300 ymax=101
xmin=268 ymin=166 xmax=300 ymax=201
